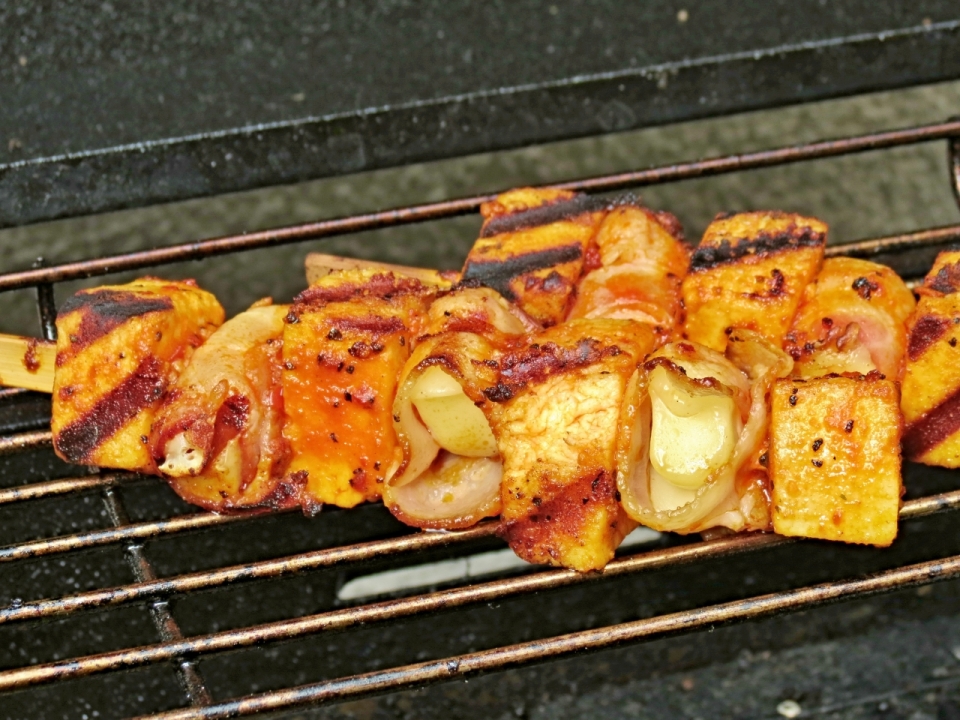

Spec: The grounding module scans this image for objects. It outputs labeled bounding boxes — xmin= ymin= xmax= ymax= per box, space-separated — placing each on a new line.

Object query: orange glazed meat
xmin=52 ymin=278 xmax=224 ymax=473
xmin=682 ymin=211 xmax=827 ymax=352
xmin=281 ymin=270 xmax=435 ymax=510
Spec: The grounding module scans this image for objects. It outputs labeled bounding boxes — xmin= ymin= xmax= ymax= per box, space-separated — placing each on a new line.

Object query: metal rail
xmin=0 ymin=119 xmax=958 ymax=292
xmin=1 ymin=489 xmax=958 ymax=693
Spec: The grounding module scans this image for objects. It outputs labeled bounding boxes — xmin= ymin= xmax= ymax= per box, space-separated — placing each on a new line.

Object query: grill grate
xmin=1 ymin=118 xmax=960 ymax=718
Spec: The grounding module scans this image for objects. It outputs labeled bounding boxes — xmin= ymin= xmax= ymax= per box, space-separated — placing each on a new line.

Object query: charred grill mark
xmin=461 ymin=244 xmax=584 ymax=301
xmin=903 ymin=386 xmax=960 ymax=459
xmin=58 ymin=290 xmax=173 ymax=350
xmin=54 ymin=356 xmax=165 ymax=463
xmin=329 ymin=315 xmax=406 ymax=336
xmin=293 ymin=274 xmax=425 ymax=308
xmin=690 ymin=225 xmax=826 ymax=272
xmin=479 ymin=195 xmax=611 ymax=238
xmin=928 ymin=262 xmax=960 ymax=294
xmin=908 ymin=315 xmax=950 ymax=360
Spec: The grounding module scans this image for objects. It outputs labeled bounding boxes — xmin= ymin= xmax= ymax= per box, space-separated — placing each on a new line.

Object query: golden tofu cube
xmin=770 ymin=375 xmax=902 ymax=546
xmin=901 ymin=251 xmax=960 ymax=466
xmin=462 ymin=188 xmax=608 ymax=326
xmin=282 ymin=271 xmax=433 ymax=509
xmin=52 ymin=278 xmax=224 ymax=472
xmin=682 ymin=211 xmax=827 ymax=352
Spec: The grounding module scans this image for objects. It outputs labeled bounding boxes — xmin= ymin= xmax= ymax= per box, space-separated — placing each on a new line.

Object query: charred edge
xmin=54 ymin=356 xmax=165 ymax=463
xmin=58 ymin=290 xmax=173 ymax=349
xmin=255 ymin=470 xmax=308 ymax=511
xmin=908 ymin=316 xmax=951 ymax=361
xmin=498 ymin=470 xmax=617 ymax=563
xmin=642 ymin=355 xmax=724 ymax=391
xmin=689 ymin=225 xmax=825 ymax=272
xmin=479 ymin=194 xmax=612 ymax=238
xmin=329 ymin=315 xmax=406 ymax=336
xmin=928 ymin=262 xmax=960 ymax=294
xmin=497 ymin=337 xmax=606 ymax=388
xmin=293 ymin=274 xmax=426 ymax=308
xmin=903 ymin=386 xmax=960 ymax=459
xmin=461 ymin=244 xmax=584 ymax=300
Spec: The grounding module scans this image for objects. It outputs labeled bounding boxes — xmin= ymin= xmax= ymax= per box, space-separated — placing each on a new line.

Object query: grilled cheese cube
xmin=461 ymin=188 xmax=608 ymax=326
xmin=282 ymin=271 xmax=433 ymax=509
xmin=52 ymin=278 xmax=224 ymax=472
xmin=902 ymin=251 xmax=960 ymax=465
xmin=770 ymin=375 xmax=902 ymax=546
xmin=682 ymin=212 xmax=827 ymax=352
xmin=492 ymin=319 xmax=656 ymax=571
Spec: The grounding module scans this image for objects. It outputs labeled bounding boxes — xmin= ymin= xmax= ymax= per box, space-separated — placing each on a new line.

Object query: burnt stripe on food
xmin=461 ymin=244 xmax=583 ymax=300
xmin=908 ymin=315 xmax=950 ymax=361
xmin=690 ymin=226 xmax=826 ymax=272
xmin=480 ymin=195 xmax=612 ymax=238
xmin=903 ymin=386 xmax=960 ymax=459
xmin=54 ymin=356 xmax=165 ymax=463
xmin=293 ymin=274 xmax=424 ymax=308
xmin=59 ymin=290 xmax=173 ymax=349
xmin=928 ymin=262 xmax=960 ymax=294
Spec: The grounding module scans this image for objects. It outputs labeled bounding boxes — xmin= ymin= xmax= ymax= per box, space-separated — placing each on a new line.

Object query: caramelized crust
xmin=489 ymin=319 xmax=657 ymax=572
xmin=52 ymin=278 xmax=224 ymax=472
xmin=902 ymin=251 xmax=960 ymax=465
xmin=785 ymin=257 xmax=915 ymax=380
xmin=567 ymin=202 xmax=689 ymax=344
xmin=282 ymin=270 xmax=434 ymax=509
xmin=682 ymin=212 xmax=827 ymax=352
xmin=770 ymin=375 xmax=902 ymax=546
xmin=461 ymin=188 xmax=607 ymax=327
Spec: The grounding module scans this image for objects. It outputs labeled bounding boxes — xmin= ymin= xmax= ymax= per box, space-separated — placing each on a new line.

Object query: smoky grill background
xmin=3 ymin=2 xmax=960 ymax=718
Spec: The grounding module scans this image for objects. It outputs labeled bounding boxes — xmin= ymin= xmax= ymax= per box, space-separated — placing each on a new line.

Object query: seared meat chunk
xmin=52 ymin=278 xmax=224 ymax=472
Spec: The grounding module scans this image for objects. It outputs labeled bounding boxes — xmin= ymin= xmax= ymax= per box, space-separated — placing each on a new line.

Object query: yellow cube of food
xmin=52 ymin=278 xmax=224 ymax=472
xmin=770 ymin=375 xmax=902 ymax=546
xmin=682 ymin=211 xmax=826 ymax=352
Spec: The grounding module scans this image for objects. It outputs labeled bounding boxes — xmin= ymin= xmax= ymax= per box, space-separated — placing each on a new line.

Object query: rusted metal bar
xmin=826 ymin=224 xmax=960 ymax=259
xmin=0 ymin=119 xmax=958 ymax=292
xmin=1 ymin=489 xmax=959 ymax=692
xmin=0 ymin=430 xmax=51 ymax=456
xmin=137 ymin=552 xmax=960 ymax=720
xmin=101 ymin=487 xmax=211 ymax=706
xmin=0 ymin=508 xmax=257 ymax=563
xmin=949 ymin=118 xmax=960 ymax=212
xmin=0 ymin=472 xmax=137 ymax=506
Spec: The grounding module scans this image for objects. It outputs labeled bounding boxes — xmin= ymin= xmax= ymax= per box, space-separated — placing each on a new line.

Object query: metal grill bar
xmin=0 ymin=472 xmax=138 ymax=506
xmin=0 ymin=430 xmax=51 ymax=455
xmin=138 ymin=552 xmax=960 ymax=720
xmin=101 ymin=487 xmax=212 ymax=707
xmin=0 ymin=119 xmax=958 ymax=292
xmin=0 ymin=489 xmax=957 ymax=693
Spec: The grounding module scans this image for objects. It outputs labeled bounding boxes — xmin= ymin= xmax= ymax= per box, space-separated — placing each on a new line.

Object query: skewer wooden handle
xmin=0 ymin=336 xmax=55 ymax=394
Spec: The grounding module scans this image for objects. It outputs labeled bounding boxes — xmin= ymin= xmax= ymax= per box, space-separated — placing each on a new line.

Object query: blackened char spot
xmin=928 ymin=262 xmax=960 ymax=294
xmin=908 ymin=315 xmax=950 ymax=361
xmin=54 ymin=356 xmax=165 ymax=463
xmin=58 ymin=290 xmax=173 ymax=350
xmin=480 ymin=194 xmax=611 ymax=238
xmin=689 ymin=225 xmax=825 ymax=272
xmin=461 ymin=244 xmax=583 ymax=301
xmin=904 ymin=386 xmax=960 ymax=459
xmin=293 ymin=274 xmax=425 ymax=307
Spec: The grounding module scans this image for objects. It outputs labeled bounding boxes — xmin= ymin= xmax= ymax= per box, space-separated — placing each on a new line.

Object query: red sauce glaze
xmin=903 ymin=386 xmax=960 ymax=459
xmin=907 ymin=315 xmax=950 ymax=361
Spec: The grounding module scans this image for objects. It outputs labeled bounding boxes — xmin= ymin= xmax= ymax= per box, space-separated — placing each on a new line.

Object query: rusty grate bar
xmin=0 ymin=430 xmax=51 ymax=456
xmin=0 ymin=119 xmax=958 ymax=293
xmin=0 ymin=472 xmax=139 ymax=506
xmin=0 ymin=488 xmax=957 ymax=693
xmin=137 ymin=551 xmax=960 ymax=720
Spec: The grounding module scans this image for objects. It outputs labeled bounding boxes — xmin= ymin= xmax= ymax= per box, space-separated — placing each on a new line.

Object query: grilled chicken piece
xmin=386 ymin=287 xmax=534 ymax=529
xmin=52 ymin=278 xmax=224 ymax=472
xmin=567 ymin=201 xmax=689 ymax=344
xmin=282 ymin=271 xmax=434 ymax=510
xmin=461 ymin=188 xmax=609 ymax=326
xmin=784 ymin=257 xmax=915 ymax=380
xmin=488 ymin=319 xmax=657 ymax=572
xmin=682 ymin=212 xmax=827 ymax=352
xmin=149 ymin=302 xmax=292 ymax=511
xmin=770 ymin=257 xmax=911 ymax=546
xmin=617 ymin=334 xmax=792 ymax=535
xmin=902 ymin=251 xmax=960 ymax=466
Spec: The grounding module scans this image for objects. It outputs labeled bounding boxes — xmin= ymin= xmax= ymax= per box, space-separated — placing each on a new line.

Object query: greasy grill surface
xmin=1 ymin=120 xmax=960 ymax=718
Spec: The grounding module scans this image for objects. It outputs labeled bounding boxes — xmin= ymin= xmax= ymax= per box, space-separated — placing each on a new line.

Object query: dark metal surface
xmin=2 ymin=1 xmax=960 ymax=229
xmin=0 ymin=118 xmax=959 ymax=292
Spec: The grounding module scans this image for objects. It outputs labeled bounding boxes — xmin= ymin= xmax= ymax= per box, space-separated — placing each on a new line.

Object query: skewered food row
xmin=7 ymin=187 xmax=941 ymax=572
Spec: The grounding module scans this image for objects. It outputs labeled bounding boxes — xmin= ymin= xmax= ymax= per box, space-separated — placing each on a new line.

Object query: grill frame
xmin=1 ymin=117 xmax=960 ymax=718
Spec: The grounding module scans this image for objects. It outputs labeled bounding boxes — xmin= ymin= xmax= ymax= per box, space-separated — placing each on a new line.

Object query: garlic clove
xmin=411 ymin=366 xmax=498 ymax=458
